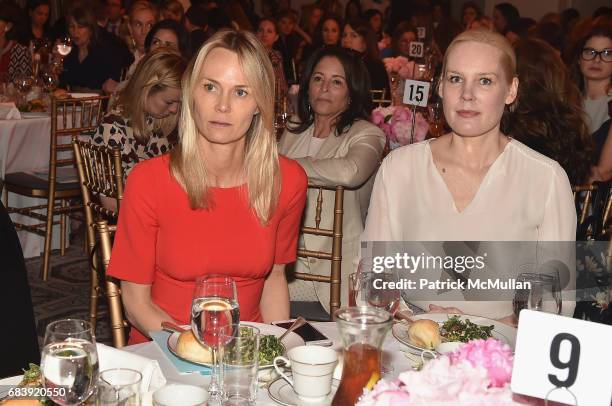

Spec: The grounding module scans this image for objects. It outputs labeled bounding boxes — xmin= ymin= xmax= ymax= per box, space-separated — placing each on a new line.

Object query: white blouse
xmin=362 ymin=138 xmax=577 ymax=319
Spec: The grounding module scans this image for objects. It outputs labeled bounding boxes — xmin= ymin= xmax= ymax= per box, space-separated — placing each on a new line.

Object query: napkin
xmin=149 ymin=330 xmax=211 ymax=375
xmin=96 ymin=343 xmax=167 ymax=392
xmin=0 ymin=102 xmax=21 ymax=120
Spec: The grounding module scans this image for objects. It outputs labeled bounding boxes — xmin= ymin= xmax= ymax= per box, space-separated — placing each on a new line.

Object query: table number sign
xmin=511 ymin=310 xmax=612 ymax=406
xmin=408 ymin=41 xmax=424 ymax=58
xmin=403 ymin=80 xmax=430 ymax=107
xmin=416 ymin=27 xmax=426 ymax=39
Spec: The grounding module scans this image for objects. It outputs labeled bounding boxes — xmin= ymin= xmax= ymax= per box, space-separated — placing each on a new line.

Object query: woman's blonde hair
xmin=116 ymin=48 xmax=186 ymax=144
xmin=442 ymin=28 xmax=517 ymax=83
xmin=169 ymin=29 xmax=279 ymax=224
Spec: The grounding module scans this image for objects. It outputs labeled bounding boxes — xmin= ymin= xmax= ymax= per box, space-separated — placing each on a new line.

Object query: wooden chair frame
xmin=95 ymin=220 xmax=127 ymax=347
xmin=371 ymin=88 xmax=391 ymax=107
xmin=573 ymin=183 xmax=612 ymax=240
xmin=3 ymin=95 xmax=108 ymax=280
xmin=293 ymin=184 xmax=344 ymax=319
xmin=72 ymin=138 xmax=124 ymax=331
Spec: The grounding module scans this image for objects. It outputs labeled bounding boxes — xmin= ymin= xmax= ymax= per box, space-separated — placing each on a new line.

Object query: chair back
xmin=573 ymin=183 xmax=611 ymax=240
xmin=294 ymin=184 xmax=344 ymax=319
xmin=371 ymin=89 xmax=391 ymax=107
xmin=50 ymin=96 xmax=108 ymax=181
xmin=95 ymin=220 xmax=127 ymax=348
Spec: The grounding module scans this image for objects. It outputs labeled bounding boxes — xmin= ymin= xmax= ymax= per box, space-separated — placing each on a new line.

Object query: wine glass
xmin=513 ymin=265 xmax=562 ymax=318
xmin=40 ymin=319 xmax=99 ymax=406
xmin=13 ymin=73 xmax=34 ymax=109
xmin=56 ymin=37 xmax=73 ymax=58
xmin=191 ymin=275 xmax=239 ymax=403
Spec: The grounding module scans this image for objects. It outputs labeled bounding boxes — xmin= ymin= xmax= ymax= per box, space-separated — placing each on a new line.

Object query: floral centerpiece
xmin=371 ymin=106 xmax=429 ymax=150
xmin=357 ymin=338 xmax=538 ymax=405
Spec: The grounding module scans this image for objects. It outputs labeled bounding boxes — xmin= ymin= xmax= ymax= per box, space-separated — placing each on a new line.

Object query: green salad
xmin=441 ymin=316 xmax=494 ymax=342
xmin=225 ymin=327 xmax=284 ymax=366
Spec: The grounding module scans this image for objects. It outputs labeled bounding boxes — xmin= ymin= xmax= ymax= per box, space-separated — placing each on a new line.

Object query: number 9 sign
xmin=511 ymin=310 xmax=612 ymax=406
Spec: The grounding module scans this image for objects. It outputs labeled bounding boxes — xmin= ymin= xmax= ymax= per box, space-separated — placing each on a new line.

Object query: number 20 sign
xmin=511 ymin=310 xmax=612 ymax=406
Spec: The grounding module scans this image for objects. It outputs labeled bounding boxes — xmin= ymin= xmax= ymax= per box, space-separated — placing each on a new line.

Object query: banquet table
xmin=0 ymin=114 xmax=72 ymax=258
xmin=123 ymin=320 xmax=518 ymax=405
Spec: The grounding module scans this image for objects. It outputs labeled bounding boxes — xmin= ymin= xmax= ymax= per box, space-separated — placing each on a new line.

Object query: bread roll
xmin=407 ymin=319 xmax=441 ymax=349
xmin=176 ymin=331 xmax=213 ymax=363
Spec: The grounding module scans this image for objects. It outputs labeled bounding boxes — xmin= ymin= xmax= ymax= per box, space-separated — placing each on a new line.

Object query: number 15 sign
xmin=511 ymin=310 xmax=612 ymax=406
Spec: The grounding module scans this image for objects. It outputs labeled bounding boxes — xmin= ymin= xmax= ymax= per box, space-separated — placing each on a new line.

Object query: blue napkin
xmin=150 ymin=330 xmax=211 ymax=375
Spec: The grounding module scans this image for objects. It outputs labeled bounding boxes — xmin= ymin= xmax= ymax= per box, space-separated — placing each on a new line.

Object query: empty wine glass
xmin=513 ymin=265 xmax=562 ymax=318
xmin=56 ymin=37 xmax=73 ymax=58
xmin=13 ymin=73 xmax=34 ymax=109
xmin=41 ymin=70 xmax=58 ymax=93
xmin=41 ymin=319 xmax=99 ymax=406
xmin=191 ymin=275 xmax=239 ymax=404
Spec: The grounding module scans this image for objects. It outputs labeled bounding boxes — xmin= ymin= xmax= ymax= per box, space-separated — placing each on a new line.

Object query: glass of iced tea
xmin=331 ymin=307 xmax=392 ymax=406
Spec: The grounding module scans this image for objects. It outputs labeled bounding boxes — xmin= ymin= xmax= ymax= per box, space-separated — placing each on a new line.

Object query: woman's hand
xmin=428 ymin=304 xmax=464 ymax=314
xmin=120 ymin=281 xmax=177 ymax=338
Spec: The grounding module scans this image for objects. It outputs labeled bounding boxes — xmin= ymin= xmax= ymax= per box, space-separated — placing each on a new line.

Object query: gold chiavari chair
xmin=95 ymin=219 xmax=127 ymax=347
xmin=73 ymin=139 xmax=124 ymax=332
xmin=573 ymin=183 xmax=612 ymax=240
xmin=573 ymin=184 xmax=596 ymax=234
xmin=371 ymin=88 xmax=392 ymax=107
xmin=2 ymin=95 xmax=109 ymax=280
xmin=293 ymin=184 xmax=344 ymax=320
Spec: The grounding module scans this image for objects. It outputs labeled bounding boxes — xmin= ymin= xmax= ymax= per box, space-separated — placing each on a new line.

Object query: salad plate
xmin=392 ymin=313 xmax=516 ymax=355
xmin=167 ymin=322 xmax=304 ymax=369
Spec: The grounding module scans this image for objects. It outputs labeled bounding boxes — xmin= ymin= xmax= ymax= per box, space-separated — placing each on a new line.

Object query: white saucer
xmin=267 ymin=374 xmax=339 ymax=406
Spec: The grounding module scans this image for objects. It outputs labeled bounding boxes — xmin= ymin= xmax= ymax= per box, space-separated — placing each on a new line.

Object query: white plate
xmin=167 ymin=322 xmax=305 ymax=369
xmin=0 ymin=375 xmax=23 ymax=399
xmin=392 ymin=313 xmax=517 ymax=354
xmin=267 ymin=374 xmax=339 ymax=406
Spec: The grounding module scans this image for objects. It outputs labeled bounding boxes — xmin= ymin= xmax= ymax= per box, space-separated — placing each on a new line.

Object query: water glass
xmin=41 ymin=319 xmax=99 ymax=406
xmin=220 ymin=325 xmax=260 ymax=405
xmin=98 ymin=368 xmax=142 ymax=405
xmin=513 ymin=266 xmax=562 ymax=317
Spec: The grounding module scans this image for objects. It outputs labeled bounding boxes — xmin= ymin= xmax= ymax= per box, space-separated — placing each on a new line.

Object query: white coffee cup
xmin=273 ymin=345 xmax=338 ymax=401
xmin=152 ymin=384 xmax=208 ymax=406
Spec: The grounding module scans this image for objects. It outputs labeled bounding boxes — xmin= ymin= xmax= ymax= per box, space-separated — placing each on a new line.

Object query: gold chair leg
xmin=89 ymin=272 xmax=99 ymax=333
xmin=60 ymin=199 xmax=67 ymax=256
xmin=41 ymin=198 xmax=55 ymax=281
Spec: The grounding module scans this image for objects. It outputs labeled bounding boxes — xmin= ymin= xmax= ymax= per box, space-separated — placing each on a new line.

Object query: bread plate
xmin=167 ymin=322 xmax=305 ymax=369
xmin=392 ymin=313 xmax=516 ymax=355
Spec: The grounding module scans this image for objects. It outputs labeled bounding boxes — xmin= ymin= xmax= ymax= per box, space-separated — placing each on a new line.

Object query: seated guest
xmin=184 ymin=5 xmax=209 ymax=56
xmin=256 ymin=17 xmax=288 ymax=109
xmin=90 ymin=49 xmax=185 ymax=182
xmin=492 ymin=2 xmax=519 ymax=36
xmin=125 ymin=1 xmax=158 ymax=64
xmin=0 ymin=201 xmax=40 ymax=377
xmin=363 ymin=29 xmax=576 ymax=324
xmin=510 ymin=37 xmax=593 ymax=186
xmin=462 ymin=1 xmax=482 ymax=30
xmin=25 ymin=0 xmax=51 ymax=42
xmin=59 ymin=1 xmax=125 ymax=91
xmin=299 ymin=14 xmax=343 ymax=68
xmin=280 ymin=46 xmax=385 ymax=316
xmin=342 ymin=19 xmax=390 ymax=96
xmin=161 ymin=0 xmax=184 ymax=24
xmin=275 ymin=10 xmax=304 ymax=84
xmin=570 ymin=22 xmax=611 ymax=135
xmin=144 ymin=19 xmax=190 ymax=57
xmin=107 ymin=30 xmax=307 ymax=344
xmin=105 ymin=0 xmax=125 ymax=36
xmin=390 ymin=21 xmax=418 ymax=58
xmin=0 ymin=2 xmax=32 ymax=82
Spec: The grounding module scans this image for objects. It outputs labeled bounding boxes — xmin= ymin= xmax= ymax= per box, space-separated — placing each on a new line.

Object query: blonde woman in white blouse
xmin=362 ymin=29 xmax=576 ymax=324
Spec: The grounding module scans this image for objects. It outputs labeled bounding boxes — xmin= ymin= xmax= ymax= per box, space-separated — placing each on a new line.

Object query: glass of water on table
xmin=41 ymin=319 xmax=99 ymax=405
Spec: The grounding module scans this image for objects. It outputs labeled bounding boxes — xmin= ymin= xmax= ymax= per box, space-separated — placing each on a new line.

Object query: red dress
xmin=107 ymin=154 xmax=307 ymax=343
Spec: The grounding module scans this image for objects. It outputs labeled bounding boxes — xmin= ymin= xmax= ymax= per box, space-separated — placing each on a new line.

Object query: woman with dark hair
xmin=25 ymin=0 xmax=51 ymax=42
xmin=569 ymin=21 xmax=611 ymax=135
xmin=256 ymin=17 xmax=288 ymax=110
xmin=493 ymin=2 xmax=519 ymax=35
xmin=341 ymin=19 xmax=389 ymax=95
xmin=60 ymin=1 xmax=124 ymax=90
xmin=510 ymin=37 xmax=593 ymax=185
xmin=363 ymin=8 xmax=383 ymax=40
xmin=0 ymin=1 xmax=32 ymax=81
xmin=462 ymin=1 xmax=481 ymax=30
xmin=144 ymin=19 xmax=190 ymax=57
xmin=279 ymin=46 xmax=385 ymax=316
xmin=391 ymin=21 xmax=418 ymax=58
xmin=344 ymin=0 xmax=361 ymax=22
xmin=299 ymin=14 xmax=343 ymax=67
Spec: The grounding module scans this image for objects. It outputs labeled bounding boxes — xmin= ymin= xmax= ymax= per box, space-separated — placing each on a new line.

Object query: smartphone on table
xmin=272 ymin=320 xmax=333 ymax=346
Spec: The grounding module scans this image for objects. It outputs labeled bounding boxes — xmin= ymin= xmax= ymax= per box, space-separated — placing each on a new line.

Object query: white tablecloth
xmin=0 ymin=115 xmax=70 ymax=258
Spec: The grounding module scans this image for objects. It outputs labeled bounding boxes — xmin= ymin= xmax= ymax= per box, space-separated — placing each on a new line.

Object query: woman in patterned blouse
xmin=90 ymin=48 xmax=186 ymax=187
xmin=256 ymin=18 xmax=288 ymax=112
xmin=0 ymin=2 xmax=32 ymax=82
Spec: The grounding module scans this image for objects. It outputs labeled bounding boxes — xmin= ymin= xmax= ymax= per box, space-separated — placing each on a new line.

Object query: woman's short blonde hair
xmin=442 ymin=28 xmax=517 ymax=83
xmin=116 ymin=49 xmax=186 ymax=144
xmin=170 ymin=29 xmax=279 ymax=224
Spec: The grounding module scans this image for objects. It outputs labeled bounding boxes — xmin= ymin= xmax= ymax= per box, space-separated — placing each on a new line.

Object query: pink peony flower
xmin=397 ymin=60 xmax=416 ymax=80
xmin=448 ymin=338 xmax=514 ymax=388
